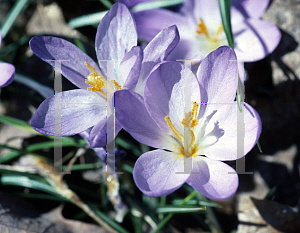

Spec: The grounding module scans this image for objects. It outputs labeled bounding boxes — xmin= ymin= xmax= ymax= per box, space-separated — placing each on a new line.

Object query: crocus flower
xmin=30 ymin=2 xmax=179 ymax=147
xmin=115 ymin=46 xmax=261 ymax=200
xmin=133 ymin=0 xmax=281 ymax=62
xmin=0 ymin=30 xmax=15 ymax=88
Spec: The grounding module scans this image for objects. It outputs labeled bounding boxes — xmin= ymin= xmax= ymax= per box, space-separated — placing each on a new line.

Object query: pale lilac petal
xmin=115 ymin=90 xmax=179 ymax=151
xmin=233 ymin=19 xmax=281 ymax=62
xmin=96 ymin=3 xmax=137 ymax=76
xmin=0 ymin=63 xmax=15 ymax=87
xmin=144 ymin=61 xmax=184 ymax=134
xmin=119 ymin=0 xmax=151 ymax=8
xmin=31 ymin=89 xmax=106 ymax=136
xmin=133 ymin=9 xmax=187 ymax=42
xmin=29 ymin=36 xmax=100 ymax=90
xmin=133 ymin=149 xmax=190 ymax=197
xmin=232 ymin=0 xmax=270 ymax=20
xmin=167 ymin=39 xmax=205 ymax=61
xmin=120 ymin=46 xmax=143 ymax=90
xmin=196 ymin=46 xmax=238 ymax=117
xmin=168 ymin=68 xmax=200 ymax=135
xmin=135 ymin=25 xmax=180 ymax=95
xmin=89 ymin=117 xmax=123 ymax=148
xmin=186 ymin=0 xmax=222 ymax=32
xmin=145 ymin=62 xmax=200 ymax=137
xmin=199 ymin=103 xmax=261 ymax=161
xmin=186 ymin=156 xmax=238 ymax=201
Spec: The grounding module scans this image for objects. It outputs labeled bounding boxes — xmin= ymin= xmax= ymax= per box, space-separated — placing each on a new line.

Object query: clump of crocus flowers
xmin=30 ymin=2 xmax=264 ymax=201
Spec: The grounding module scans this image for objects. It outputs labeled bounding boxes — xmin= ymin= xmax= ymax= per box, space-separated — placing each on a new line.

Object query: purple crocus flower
xmin=115 ymin=46 xmax=261 ymax=200
xmin=0 ymin=30 xmax=15 ymax=88
xmin=133 ymin=0 xmax=281 ymax=62
xmin=30 ymin=3 xmax=179 ymax=147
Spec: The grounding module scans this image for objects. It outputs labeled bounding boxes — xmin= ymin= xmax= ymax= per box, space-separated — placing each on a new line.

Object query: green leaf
xmin=0 ymin=114 xmax=36 ymax=133
xmin=13 ymin=192 xmax=64 ymax=201
xmin=131 ymin=0 xmax=184 ymax=11
xmin=218 ymin=0 xmax=234 ymax=49
xmin=88 ymin=203 xmax=130 ymax=233
xmin=98 ymin=0 xmax=113 ymax=9
xmin=264 ymin=186 xmax=277 ymax=200
xmin=74 ymin=38 xmax=86 ymax=53
xmin=0 ymin=0 xmax=30 ymax=39
xmin=116 ymin=137 xmax=141 ymax=156
xmin=0 ymin=175 xmax=65 ymax=199
xmin=172 ymin=199 xmax=222 ymax=208
xmin=62 ymin=162 xmax=100 ymax=171
xmin=68 ymin=11 xmax=108 ymax=29
xmin=156 ymin=205 xmax=206 ymax=214
xmin=152 ymin=191 xmax=199 ymax=233
xmin=68 ymin=0 xmax=185 ymax=29
xmin=218 ymin=0 xmax=244 ymax=113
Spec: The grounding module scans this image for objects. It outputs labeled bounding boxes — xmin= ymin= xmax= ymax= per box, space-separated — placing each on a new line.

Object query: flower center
xmin=165 ymin=102 xmax=199 ymax=158
xmin=196 ymin=18 xmax=225 ymax=52
xmin=85 ymin=62 xmax=122 ymax=98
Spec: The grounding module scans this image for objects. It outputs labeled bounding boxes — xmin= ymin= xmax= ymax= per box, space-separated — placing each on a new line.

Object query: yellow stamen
xmin=215 ymin=24 xmax=224 ymax=38
xmin=110 ymin=80 xmax=122 ymax=91
xmin=181 ymin=102 xmax=199 ymax=129
xmin=196 ymin=18 xmax=209 ymax=38
xmin=165 ymin=103 xmax=200 ymax=158
xmin=164 ymin=116 xmax=184 ymax=144
xmin=196 ymin=18 xmax=223 ymax=43
xmin=84 ymin=62 xmax=122 ymax=96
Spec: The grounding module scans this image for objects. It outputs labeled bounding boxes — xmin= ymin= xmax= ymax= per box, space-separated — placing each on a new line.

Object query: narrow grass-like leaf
xmin=0 ymin=175 xmax=65 ymax=199
xmin=131 ymin=0 xmax=184 ymax=11
xmin=1 ymin=0 xmax=29 ymax=39
xmin=13 ymin=192 xmax=64 ymax=201
xmin=264 ymin=186 xmax=277 ymax=200
xmin=218 ymin=0 xmax=234 ymax=48
xmin=131 ymin=213 xmax=143 ymax=233
xmin=62 ymin=162 xmax=100 ymax=171
xmin=68 ymin=11 xmax=108 ymax=28
xmin=74 ymin=38 xmax=87 ymax=53
xmin=119 ymin=162 xmax=133 ymax=174
xmin=0 ymin=151 xmax=22 ymax=164
xmin=0 ymin=114 xmax=36 ymax=132
xmin=152 ymin=191 xmax=199 ymax=233
xmin=116 ymin=137 xmax=141 ymax=156
xmin=218 ymin=0 xmax=245 ymax=113
xmin=156 ymin=206 xmax=206 ymax=214
xmin=88 ymin=203 xmax=130 ymax=233
xmin=68 ymin=0 xmax=185 ymax=28
xmin=14 ymin=73 xmax=53 ymax=99
xmin=98 ymin=0 xmax=113 ymax=9
xmin=172 ymin=199 xmax=222 ymax=208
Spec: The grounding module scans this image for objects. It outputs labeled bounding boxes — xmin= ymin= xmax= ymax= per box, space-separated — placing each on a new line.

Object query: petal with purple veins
xmin=135 ymin=25 xmax=180 ymax=95
xmin=115 ymin=89 xmax=178 ymax=151
xmin=233 ymin=19 xmax=281 ymax=62
xmin=31 ymin=89 xmax=106 ymax=136
xmin=133 ymin=149 xmax=190 ymax=197
xmin=199 ymin=103 xmax=261 ymax=161
xmin=95 ymin=3 xmax=137 ymax=77
xmin=120 ymin=46 xmax=143 ymax=90
xmin=29 ymin=36 xmax=100 ymax=90
xmin=186 ymin=156 xmax=239 ymax=201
